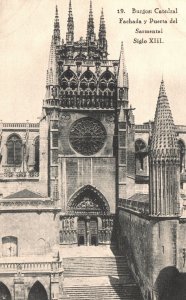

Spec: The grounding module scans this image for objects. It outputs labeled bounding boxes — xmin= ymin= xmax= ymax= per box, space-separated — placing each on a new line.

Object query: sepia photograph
xmin=0 ymin=0 xmax=186 ymax=299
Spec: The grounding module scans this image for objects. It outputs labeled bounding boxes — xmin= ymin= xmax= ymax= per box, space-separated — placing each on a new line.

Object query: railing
xmin=0 ymin=261 xmax=63 ymax=274
xmin=2 ymin=123 xmax=39 ymax=128
xmin=2 ymin=170 xmax=39 ymax=179
xmin=0 ymin=199 xmax=60 ymax=212
xmin=135 ymin=123 xmax=186 ymax=133
xmin=44 ymin=96 xmax=115 ymax=110
xmin=63 ymin=59 xmax=119 ymax=67
xmin=118 ymin=198 xmax=149 ymax=214
xmin=135 ymin=124 xmax=150 ymax=131
xmin=176 ymin=125 xmax=186 ymax=133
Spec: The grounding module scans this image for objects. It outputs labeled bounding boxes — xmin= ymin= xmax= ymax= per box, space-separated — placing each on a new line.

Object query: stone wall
xmin=0 ymin=212 xmax=59 ymax=256
xmin=117 ymin=208 xmax=186 ymax=300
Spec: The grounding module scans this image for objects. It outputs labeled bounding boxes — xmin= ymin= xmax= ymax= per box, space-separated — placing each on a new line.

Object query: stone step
xmin=63 ymin=253 xmax=142 ymax=299
xmin=63 ymin=256 xmax=132 ymax=278
xmin=64 ymin=285 xmax=142 ymax=300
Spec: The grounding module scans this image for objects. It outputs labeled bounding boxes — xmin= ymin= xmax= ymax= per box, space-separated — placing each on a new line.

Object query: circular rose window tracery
xmin=69 ymin=118 xmax=107 ymax=156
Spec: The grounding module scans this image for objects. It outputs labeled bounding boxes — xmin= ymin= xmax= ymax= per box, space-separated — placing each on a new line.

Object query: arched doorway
xmin=28 ymin=281 xmax=48 ymax=300
xmin=0 ymin=282 xmax=11 ymax=300
xmin=59 ymin=185 xmax=113 ymax=246
xmin=77 ymin=216 xmax=98 ymax=246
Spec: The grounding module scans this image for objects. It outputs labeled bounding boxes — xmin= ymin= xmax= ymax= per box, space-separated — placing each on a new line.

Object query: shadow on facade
xmin=106 ymin=227 xmax=143 ymax=300
xmin=155 ymin=267 xmax=186 ymax=300
xmin=0 ymin=282 xmax=11 ymax=300
xmin=110 ymin=223 xmax=186 ymax=300
xmin=108 ymin=218 xmax=145 ymax=300
xmin=28 ymin=281 xmax=48 ymax=300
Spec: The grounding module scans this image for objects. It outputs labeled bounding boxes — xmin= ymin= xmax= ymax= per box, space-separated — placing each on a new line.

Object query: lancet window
xmin=98 ymin=70 xmax=116 ymax=95
xmin=80 ymin=70 xmax=97 ymax=94
xmin=59 ymin=69 xmax=78 ymax=94
xmin=7 ymin=134 xmax=22 ymax=165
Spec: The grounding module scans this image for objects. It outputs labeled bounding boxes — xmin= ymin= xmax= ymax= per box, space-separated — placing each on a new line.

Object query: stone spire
xmin=118 ymin=42 xmax=128 ymax=89
xmin=149 ymin=80 xmax=180 ymax=216
xmin=53 ymin=5 xmax=60 ymax=46
xmin=98 ymin=8 xmax=107 ymax=56
xmin=86 ymin=0 xmax=96 ymax=45
xmin=151 ymin=79 xmax=178 ymax=157
xmin=45 ymin=36 xmax=58 ymax=99
xmin=66 ymin=0 xmax=74 ymax=44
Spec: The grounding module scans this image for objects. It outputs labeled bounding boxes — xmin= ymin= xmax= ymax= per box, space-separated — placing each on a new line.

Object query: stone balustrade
xmin=2 ymin=123 xmax=39 ymax=129
xmin=118 ymin=198 xmax=149 ymax=214
xmin=1 ymin=170 xmax=39 ymax=179
xmin=0 ymin=199 xmax=60 ymax=212
xmin=44 ymin=95 xmax=115 ymax=110
xmin=0 ymin=261 xmax=63 ymax=274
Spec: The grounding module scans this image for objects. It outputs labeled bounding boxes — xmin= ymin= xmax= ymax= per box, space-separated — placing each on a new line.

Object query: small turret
xmin=149 ymin=80 xmax=180 ymax=216
xmin=117 ymin=42 xmax=129 ymax=108
xmin=98 ymin=8 xmax=107 ymax=58
xmin=53 ymin=6 xmax=60 ymax=46
xmin=86 ymin=0 xmax=96 ymax=45
xmin=45 ymin=36 xmax=58 ymax=100
xmin=66 ymin=0 xmax=74 ymax=44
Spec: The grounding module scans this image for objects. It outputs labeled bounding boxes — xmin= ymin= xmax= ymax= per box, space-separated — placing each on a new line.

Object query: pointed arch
xmin=6 ymin=134 xmax=22 ymax=165
xmin=59 ymin=69 xmax=78 ymax=93
xmin=67 ymin=185 xmax=110 ymax=214
xmin=28 ymin=281 xmax=48 ymax=300
xmin=80 ymin=70 xmax=97 ymax=93
xmin=0 ymin=282 xmax=11 ymax=300
xmin=98 ymin=70 xmax=116 ymax=94
xmin=34 ymin=136 xmax=39 ymax=172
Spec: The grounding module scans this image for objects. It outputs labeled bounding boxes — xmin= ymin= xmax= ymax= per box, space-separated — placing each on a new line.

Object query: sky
xmin=0 ymin=0 xmax=186 ymax=124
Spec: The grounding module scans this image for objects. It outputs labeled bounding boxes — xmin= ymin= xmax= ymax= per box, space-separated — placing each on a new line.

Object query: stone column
xmin=51 ymin=273 xmax=60 ymax=300
xmin=86 ymin=216 xmax=90 ymax=246
xmin=14 ymin=271 xmax=25 ymax=300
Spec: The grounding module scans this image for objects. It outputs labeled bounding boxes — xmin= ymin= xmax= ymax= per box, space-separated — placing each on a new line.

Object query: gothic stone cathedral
xmin=0 ymin=2 xmax=186 ymax=300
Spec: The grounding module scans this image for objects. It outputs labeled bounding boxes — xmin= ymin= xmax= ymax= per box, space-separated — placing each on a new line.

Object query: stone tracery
xmin=69 ymin=117 xmax=107 ymax=156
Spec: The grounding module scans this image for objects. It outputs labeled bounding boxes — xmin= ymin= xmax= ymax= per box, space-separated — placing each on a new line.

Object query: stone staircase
xmin=63 ymin=248 xmax=143 ymax=300
xmin=64 ymin=285 xmax=141 ymax=300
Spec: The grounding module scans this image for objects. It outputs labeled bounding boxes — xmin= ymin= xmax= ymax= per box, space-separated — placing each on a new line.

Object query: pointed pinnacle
xmin=87 ymin=0 xmax=95 ymax=41
xmin=69 ymin=0 xmax=72 ymax=15
xmin=159 ymin=79 xmax=166 ymax=98
xmin=118 ymin=42 xmax=128 ymax=88
xmin=90 ymin=0 xmax=93 ymax=14
xmin=88 ymin=0 xmax=94 ymax=20
xmin=53 ymin=5 xmax=60 ymax=46
xmin=121 ymin=41 xmax=124 ymax=51
xmin=100 ymin=8 xmax=105 ymax=27
xmin=55 ymin=5 xmax=58 ymax=17
xmin=54 ymin=5 xmax=59 ymax=24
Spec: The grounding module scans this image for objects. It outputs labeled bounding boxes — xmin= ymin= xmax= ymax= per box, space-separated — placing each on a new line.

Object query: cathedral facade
xmin=0 ymin=1 xmax=186 ymax=300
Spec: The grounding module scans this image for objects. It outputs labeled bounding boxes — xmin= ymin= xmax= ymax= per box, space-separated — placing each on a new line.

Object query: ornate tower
xmin=42 ymin=7 xmax=60 ymax=199
xmin=149 ymin=80 xmax=180 ymax=216
xmin=117 ymin=42 xmax=129 ymax=109
xmin=86 ymin=0 xmax=96 ymax=46
xmin=53 ymin=6 xmax=60 ymax=46
xmin=66 ymin=0 xmax=74 ymax=45
xmin=42 ymin=2 xmax=134 ymax=246
xmin=117 ymin=43 xmax=135 ymax=200
xmin=98 ymin=8 xmax=107 ymax=59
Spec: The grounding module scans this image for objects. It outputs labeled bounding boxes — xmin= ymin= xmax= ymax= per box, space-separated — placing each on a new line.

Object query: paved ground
xmin=60 ymin=245 xmax=116 ymax=258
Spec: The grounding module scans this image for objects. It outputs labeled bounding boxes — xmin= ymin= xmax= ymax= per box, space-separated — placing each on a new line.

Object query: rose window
xmin=69 ymin=118 xmax=106 ymax=155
